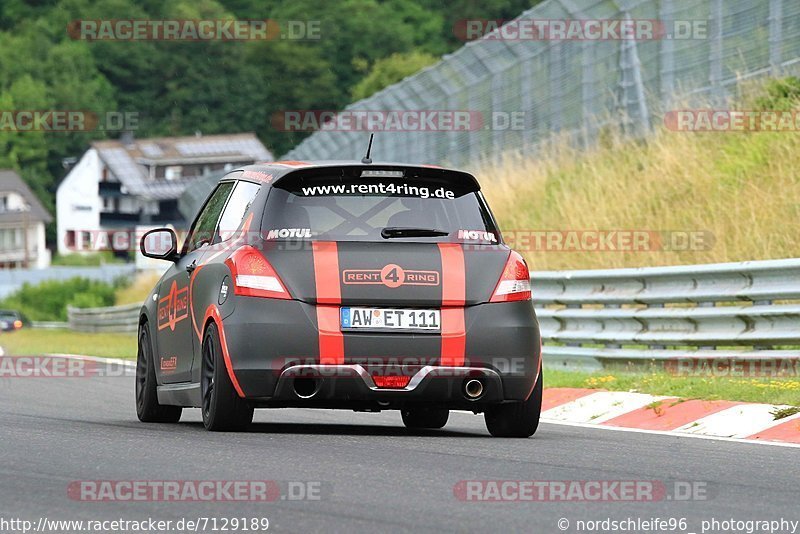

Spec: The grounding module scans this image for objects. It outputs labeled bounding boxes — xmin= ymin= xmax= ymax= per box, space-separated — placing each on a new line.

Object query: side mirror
xmin=140 ymin=228 xmax=179 ymax=261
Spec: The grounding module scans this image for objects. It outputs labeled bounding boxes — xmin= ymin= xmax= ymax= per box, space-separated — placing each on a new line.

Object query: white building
xmin=56 ymin=133 xmax=272 ymax=256
xmin=0 ymin=170 xmax=52 ymax=269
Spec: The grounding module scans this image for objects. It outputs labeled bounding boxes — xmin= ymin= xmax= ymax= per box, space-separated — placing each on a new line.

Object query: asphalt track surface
xmin=1 ymin=371 xmax=799 ymax=534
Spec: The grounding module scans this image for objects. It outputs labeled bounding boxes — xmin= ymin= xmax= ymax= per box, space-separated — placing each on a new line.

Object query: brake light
xmin=373 ymin=375 xmax=411 ymax=388
xmin=225 ymin=246 xmax=291 ymax=299
xmin=490 ymin=250 xmax=531 ymax=302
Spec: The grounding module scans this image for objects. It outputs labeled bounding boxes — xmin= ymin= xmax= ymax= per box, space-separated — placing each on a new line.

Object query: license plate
xmin=340 ymin=307 xmax=440 ymax=331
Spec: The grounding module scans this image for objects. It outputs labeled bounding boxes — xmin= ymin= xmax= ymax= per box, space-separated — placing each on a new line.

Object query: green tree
xmin=352 ymin=51 xmax=439 ymax=100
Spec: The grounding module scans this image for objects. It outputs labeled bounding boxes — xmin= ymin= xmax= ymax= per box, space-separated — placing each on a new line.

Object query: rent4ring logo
xmin=342 ymin=264 xmax=440 ymax=288
xmin=157 ymin=281 xmax=189 ymax=331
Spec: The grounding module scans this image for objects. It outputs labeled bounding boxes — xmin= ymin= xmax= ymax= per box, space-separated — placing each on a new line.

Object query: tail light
xmin=490 ymin=250 xmax=531 ymax=302
xmin=373 ymin=375 xmax=411 ymax=388
xmin=225 ymin=245 xmax=291 ymax=299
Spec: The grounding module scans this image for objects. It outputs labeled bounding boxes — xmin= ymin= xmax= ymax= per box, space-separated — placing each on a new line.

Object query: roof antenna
xmin=361 ymin=133 xmax=374 ymax=164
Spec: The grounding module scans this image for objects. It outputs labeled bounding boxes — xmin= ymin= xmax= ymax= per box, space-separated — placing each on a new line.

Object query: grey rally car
xmin=136 ymin=161 xmax=542 ymax=436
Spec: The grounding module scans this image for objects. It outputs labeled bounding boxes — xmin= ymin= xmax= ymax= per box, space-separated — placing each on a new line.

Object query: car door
xmin=186 ymin=179 xmax=262 ymax=375
xmin=156 ymin=181 xmax=234 ymax=383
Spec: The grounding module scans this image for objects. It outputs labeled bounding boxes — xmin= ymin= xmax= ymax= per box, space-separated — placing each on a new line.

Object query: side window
xmin=215 ymin=181 xmax=261 ymax=243
xmin=185 ymin=182 xmax=234 ymax=254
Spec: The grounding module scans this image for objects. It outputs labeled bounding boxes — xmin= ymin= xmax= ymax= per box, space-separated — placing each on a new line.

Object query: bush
xmin=51 ymin=251 xmax=126 ymax=266
xmin=0 ymin=277 xmax=117 ymax=322
xmin=753 ymin=76 xmax=800 ymax=111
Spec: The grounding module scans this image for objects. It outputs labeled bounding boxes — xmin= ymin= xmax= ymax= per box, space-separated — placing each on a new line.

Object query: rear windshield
xmin=261 ymin=173 xmax=500 ymax=243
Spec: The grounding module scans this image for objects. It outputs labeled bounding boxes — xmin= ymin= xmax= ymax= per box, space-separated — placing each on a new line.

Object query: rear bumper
xmin=215 ymin=297 xmax=541 ymax=408
xmin=263 ymin=364 xmax=504 ymax=410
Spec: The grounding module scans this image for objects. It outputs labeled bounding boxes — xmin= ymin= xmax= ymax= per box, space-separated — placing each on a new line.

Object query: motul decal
xmin=157 ymin=280 xmax=189 ymax=331
xmin=160 ymin=356 xmax=177 ymax=372
xmin=458 ymin=229 xmax=497 ymax=242
xmin=264 ymin=228 xmax=312 ymax=239
xmin=342 ymin=264 xmax=440 ymax=288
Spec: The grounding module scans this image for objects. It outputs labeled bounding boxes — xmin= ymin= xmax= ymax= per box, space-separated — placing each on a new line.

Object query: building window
xmin=165 ymin=166 xmax=183 ymax=181
xmin=80 ymin=231 xmax=92 ymax=250
xmin=66 ymin=230 xmax=76 ymax=248
xmin=0 ymin=228 xmax=22 ymax=251
xmin=101 ymin=197 xmax=114 ymax=212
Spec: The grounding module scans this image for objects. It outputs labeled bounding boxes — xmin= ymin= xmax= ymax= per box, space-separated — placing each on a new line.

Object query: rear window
xmin=261 ymin=173 xmax=500 ymax=243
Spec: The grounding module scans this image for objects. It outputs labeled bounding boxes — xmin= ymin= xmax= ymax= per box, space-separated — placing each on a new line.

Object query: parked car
xmin=0 ymin=310 xmax=28 ymax=332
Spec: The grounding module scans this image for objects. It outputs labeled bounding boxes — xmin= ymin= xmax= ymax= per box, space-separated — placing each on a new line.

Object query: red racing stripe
xmin=312 ymin=242 xmax=344 ymax=364
xmin=204 ymin=304 xmax=245 ymax=398
xmin=438 ymin=243 xmax=466 ymax=366
xmin=312 ymin=241 xmax=341 ymax=304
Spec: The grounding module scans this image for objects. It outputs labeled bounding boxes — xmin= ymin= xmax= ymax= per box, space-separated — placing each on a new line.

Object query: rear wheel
xmin=401 ymin=407 xmax=449 ymax=429
xmin=484 ymin=371 xmax=542 ymax=438
xmin=201 ymin=322 xmax=254 ymax=431
xmin=136 ymin=322 xmax=182 ymax=423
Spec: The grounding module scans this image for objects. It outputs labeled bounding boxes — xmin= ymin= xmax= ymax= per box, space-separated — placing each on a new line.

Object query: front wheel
xmin=401 ymin=407 xmax=449 ymax=429
xmin=136 ymin=322 xmax=182 ymax=423
xmin=484 ymin=371 xmax=542 ymax=438
xmin=201 ymin=322 xmax=254 ymax=431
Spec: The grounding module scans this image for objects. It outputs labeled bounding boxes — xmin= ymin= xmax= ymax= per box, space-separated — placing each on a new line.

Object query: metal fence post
xmin=549 ymin=42 xmax=563 ymax=133
xmin=709 ymin=0 xmax=724 ymax=101
xmin=581 ymin=42 xmax=595 ymax=148
xmin=770 ymin=0 xmax=783 ymax=75
xmin=659 ymin=0 xmax=676 ymax=109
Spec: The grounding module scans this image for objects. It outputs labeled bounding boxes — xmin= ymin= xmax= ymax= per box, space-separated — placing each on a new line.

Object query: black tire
xmin=401 ymin=407 xmax=449 ymax=429
xmin=484 ymin=371 xmax=543 ymax=438
xmin=136 ymin=322 xmax=182 ymax=423
xmin=201 ymin=322 xmax=254 ymax=431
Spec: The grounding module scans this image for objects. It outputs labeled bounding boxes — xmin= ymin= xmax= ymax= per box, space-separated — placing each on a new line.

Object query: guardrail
xmin=534 ymin=258 xmax=800 ymax=370
xmin=31 ymin=321 xmax=69 ymax=329
xmin=67 ymin=303 xmax=140 ymax=333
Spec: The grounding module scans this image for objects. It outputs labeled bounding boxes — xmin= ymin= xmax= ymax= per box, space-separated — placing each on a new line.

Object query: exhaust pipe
xmin=293 ymin=377 xmax=321 ymax=399
xmin=464 ymin=379 xmax=484 ymax=400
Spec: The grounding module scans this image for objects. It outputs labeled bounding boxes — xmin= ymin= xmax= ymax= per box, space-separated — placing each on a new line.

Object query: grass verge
xmin=1 ymin=329 xmax=137 ymax=359
xmin=478 ymin=78 xmax=800 ymax=270
xmin=546 ymin=369 xmax=800 ymax=406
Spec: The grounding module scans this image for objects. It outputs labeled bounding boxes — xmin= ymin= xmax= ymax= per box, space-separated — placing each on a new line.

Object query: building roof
xmin=92 ymin=133 xmax=273 ymax=201
xmin=0 ymin=169 xmax=53 ymax=224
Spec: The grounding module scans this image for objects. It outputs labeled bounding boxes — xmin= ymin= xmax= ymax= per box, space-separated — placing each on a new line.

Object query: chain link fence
xmin=282 ymin=0 xmax=800 ymax=167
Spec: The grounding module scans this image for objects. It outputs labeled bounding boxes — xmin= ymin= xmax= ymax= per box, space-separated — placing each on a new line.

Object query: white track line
xmin=674 ymin=404 xmax=800 ymax=438
xmin=540 ymin=391 xmax=670 ymax=424
xmin=540 ymin=419 xmax=800 ymax=449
